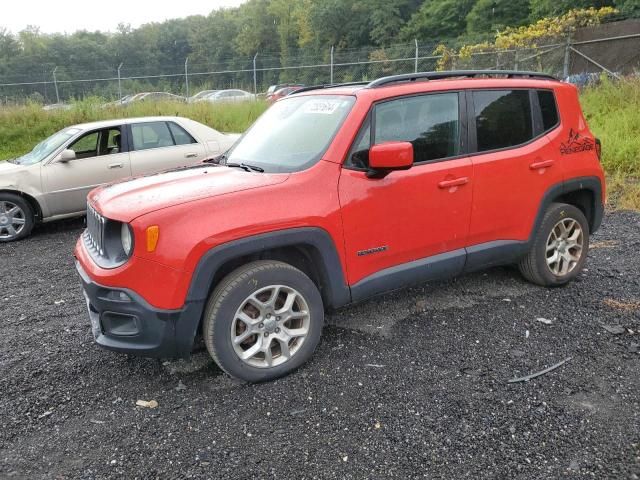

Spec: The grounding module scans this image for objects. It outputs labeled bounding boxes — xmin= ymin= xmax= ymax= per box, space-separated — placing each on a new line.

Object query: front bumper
xmin=76 ymin=260 xmax=191 ymax=358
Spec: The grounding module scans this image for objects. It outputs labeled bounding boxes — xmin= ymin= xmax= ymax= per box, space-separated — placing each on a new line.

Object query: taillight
xmin=595 ymin=138 xmax=602 ymax=162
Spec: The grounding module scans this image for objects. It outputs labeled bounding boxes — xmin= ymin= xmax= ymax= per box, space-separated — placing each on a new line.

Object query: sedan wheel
xmin=0 ymin=200 xmax=27 ymax=241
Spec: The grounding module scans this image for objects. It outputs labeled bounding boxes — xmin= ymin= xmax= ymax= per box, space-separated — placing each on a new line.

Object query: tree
xmin=529 ymin=0 xmax=615 ymax=20
xmin=401 ymin=0 xmax=477 ymax=43
xmin=614 ymin=0 xmax=640 ymax=16
xmin=466 ymin=0 xmax=531 ymax=35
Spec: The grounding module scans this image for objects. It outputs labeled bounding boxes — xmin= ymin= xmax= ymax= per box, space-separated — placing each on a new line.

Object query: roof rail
xmin=367 ymin=70 xmax=557 ymax=88
xmin=290 ymin=81 xmax=370 ymax=95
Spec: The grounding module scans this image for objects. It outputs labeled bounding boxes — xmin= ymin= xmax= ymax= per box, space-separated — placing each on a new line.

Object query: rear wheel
xmin=0 ymin=193 xmax=34 ymax=242
xmin=519 ymin=203 xmax=589 ymax=287
xmin=203 ymin=260 xmax=323 ymax=382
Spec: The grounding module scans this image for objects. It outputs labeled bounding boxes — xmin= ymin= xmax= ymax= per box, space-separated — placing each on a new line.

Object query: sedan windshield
xmin=226 ymin=95 xmax=355 ymax=173
xmin=13 ymin=128 xmax=80 ymax=165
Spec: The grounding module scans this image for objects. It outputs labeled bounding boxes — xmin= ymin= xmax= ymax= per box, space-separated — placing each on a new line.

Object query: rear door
xmin=127 ymin=120 xmax=207 ymax=176
xmin=338 ymin=91 xmax=473 ymax=287
xmin=466 ymin=88 xmax=563 ymax=247
xmin=43 ymin=126 xmax=131 ymax=216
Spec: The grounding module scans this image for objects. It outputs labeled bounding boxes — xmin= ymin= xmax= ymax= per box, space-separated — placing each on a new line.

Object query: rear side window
xmin=131 ymin=122 xmax=174 ymax=151
xmin=473 ymin=90 xmax=532 ymax=152
xmin=537 ymin=90 xmax=559 ymax=132
xmin=373 ymin=92 xmax=460 ymax=163
xmin=168 ymin=122 xmax=197 ymax=146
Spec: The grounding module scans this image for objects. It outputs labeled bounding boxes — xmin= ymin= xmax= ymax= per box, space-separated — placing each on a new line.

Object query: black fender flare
xmin=174 ymin=227 xmax=351 ymax=356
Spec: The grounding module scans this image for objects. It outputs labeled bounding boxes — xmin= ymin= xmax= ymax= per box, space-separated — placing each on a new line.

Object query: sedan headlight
xmin=121 ymin=223 xmax=133 ymax=257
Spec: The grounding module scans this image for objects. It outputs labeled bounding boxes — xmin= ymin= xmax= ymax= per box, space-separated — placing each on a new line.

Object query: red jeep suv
xmin=75 ymin=71 xmax=605 ymax=382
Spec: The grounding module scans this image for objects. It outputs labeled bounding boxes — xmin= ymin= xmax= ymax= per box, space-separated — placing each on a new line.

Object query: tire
xmin=202 ymin=260 xmax=324 ymax=382
xmin=0 ymin=193 xmax=35 ymax=242
xmin=519 ymin=202 xmax=590 ymax=287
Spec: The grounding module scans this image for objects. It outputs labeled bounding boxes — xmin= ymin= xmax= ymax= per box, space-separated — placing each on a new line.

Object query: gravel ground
xmin=1 ymin=212 xmax=639 ymax=479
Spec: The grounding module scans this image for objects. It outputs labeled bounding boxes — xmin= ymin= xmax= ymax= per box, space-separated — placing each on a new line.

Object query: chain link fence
xmin=1 ymin=24 xmax=639 ymax=105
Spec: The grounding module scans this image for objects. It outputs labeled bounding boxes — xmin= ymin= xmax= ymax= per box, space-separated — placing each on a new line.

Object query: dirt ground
xmin=0 ymin=212 xmax=639 ymax=479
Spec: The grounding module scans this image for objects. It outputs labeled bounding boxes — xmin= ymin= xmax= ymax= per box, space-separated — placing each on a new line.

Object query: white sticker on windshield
xmin=304 ymin=100 xmax=343 ymax=114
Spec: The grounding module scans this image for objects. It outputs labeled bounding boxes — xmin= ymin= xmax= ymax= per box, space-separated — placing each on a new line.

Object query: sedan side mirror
xmin=57 ymin=149 xmax=76 ymax=163
xmin=367 ymin=141 xmax=413 ymax=178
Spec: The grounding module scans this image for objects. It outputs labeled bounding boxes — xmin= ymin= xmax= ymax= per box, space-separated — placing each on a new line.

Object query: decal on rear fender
xmin=560 ymin=128 xmax=595 ymax=155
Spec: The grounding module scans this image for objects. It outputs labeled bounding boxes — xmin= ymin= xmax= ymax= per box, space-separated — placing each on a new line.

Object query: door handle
xmin=185 ymin=153 xmax=199 ymax=158
xmin=529 ymin=160 xmax=554 ymax=170
xmin=438 ymin=177 xmax=469 ymax=189
xmin=108 ymin=163 xmax=124 ymax=169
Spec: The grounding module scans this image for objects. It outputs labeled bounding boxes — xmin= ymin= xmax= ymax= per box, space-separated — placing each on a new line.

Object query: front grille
xmin=84 ymin=203 xmax=106 ymax=257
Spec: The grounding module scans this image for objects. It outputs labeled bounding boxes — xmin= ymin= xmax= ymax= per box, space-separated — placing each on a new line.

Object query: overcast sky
xmin=2 ymin=0 xmax=247 ymax=34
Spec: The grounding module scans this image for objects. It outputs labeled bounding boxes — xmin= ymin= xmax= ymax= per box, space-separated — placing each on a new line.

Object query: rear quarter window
xmin=537 ymin=90 xmax=560 ymax=132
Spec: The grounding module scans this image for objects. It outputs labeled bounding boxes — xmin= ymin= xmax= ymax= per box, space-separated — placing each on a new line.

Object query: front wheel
xmin=519 ymin=202 xmax=590 ymax=287
xmin=203 ymin=260 xmax=324 ymax=382
xmin=0 ymin=193 xmax=35 ymax=242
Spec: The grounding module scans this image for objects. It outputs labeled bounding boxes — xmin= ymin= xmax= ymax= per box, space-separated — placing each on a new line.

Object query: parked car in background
xmin=42 ymin=103 xmax=72 ymax=111
xmin=268 ymin=85 xmax=305 ymax=103
xmin=133 ymin=92 xmax=186 ymax=103
xmin=0 ymin=117 xmax=239 ymax=241
xmin=266 ymin=84 xmax=304 ymax=102
xmin=188 ymin=90 xmax=219 ymax=103
xmin=202 ymin=89 xmax=255 ymax=103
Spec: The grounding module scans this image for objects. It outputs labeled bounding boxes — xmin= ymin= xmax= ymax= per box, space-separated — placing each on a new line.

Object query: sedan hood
xmin=0 ymin=160 xmax=25 ymax=175
xmin=89 ymin=165 xmax=289 ymax=222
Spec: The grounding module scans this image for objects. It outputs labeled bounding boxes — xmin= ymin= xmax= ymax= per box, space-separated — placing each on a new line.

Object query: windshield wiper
xmin=203 ymin=152 xmax=227 ymax=164
xmin=225 ymin=162 xmax=265 ymax=173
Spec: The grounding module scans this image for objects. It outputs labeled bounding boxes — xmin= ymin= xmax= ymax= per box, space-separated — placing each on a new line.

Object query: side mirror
xmin=57 ymin=149 xmax=76 ymax=163
xmin=367 ymin=141 xmax=413 ymax=178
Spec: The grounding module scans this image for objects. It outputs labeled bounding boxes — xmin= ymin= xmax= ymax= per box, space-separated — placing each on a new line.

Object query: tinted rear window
xmin=473 ymin=90 xmax=533 ymax=152
xmin=537 ymin=90 xmax=559 ymax=132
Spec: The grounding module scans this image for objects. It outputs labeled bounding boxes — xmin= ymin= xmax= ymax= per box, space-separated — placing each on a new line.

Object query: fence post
xmin=117 ymin=63 xmax=123 ymax=102
xmin=514 ymin=50 xmax=519 ymax=71
xmin=330 ymin=45 xmax=334 ymax=84
xmin=52 ymin=67 xmax=59 ymax=104
xmin=253 ymin=52 xmax=258 ymax=94
xmin=415 ymin=39 xmax=419 ymax=73
xmin=184 ymin=57 xmax=190 ymax=99
xmin=563 ymin=35 xmax=571 ymax=78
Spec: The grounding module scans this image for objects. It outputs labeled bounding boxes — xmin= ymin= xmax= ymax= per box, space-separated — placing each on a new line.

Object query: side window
xmin=69 ymin=131 xmax=99 ymax=159
xmin=103 ymin=128 xmax=123 ymax=155
xmin=131 ymin=122 xmax=175 ymax=151
xmin=168 ymin=122 xmax=197 ymax=146
xmin=537 ymin=90 xmax=559 ymax=132
xmin=473 ymin=90 xmax=533 ymax=152
xmin=373 ymin=92 xmax=460 ymax=163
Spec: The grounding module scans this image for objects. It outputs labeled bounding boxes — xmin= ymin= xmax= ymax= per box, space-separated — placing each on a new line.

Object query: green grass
xmin=0 ymin=98 xmax=269 ymax=160
xmin=581 ymin=77 xmax=640 ymax=176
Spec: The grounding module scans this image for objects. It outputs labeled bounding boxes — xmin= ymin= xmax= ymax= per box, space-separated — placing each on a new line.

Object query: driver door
xmin=43 ymin=126 xmax=131 ymax=216
xmin=338 ymin=92 xmax=473 ymax=290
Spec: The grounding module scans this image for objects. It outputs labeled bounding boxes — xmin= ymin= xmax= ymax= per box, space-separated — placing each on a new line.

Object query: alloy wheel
xmin=545 ymin=218 xmax=584 ymax=276
xmin=0 ymin=201 xmax=26 ymax=240
xmin=230 ymin=285 xmax=311 ymax=368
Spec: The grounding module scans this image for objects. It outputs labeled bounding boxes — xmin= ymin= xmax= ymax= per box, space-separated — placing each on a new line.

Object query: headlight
xmin=121 ymin=223 xmax=133 ymax=256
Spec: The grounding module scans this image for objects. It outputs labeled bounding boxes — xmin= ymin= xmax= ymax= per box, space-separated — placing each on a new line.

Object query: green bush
xmin=581 ymin=76 xmax=640 ymax=175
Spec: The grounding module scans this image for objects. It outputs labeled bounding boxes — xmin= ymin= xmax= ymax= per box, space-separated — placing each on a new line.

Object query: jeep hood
xmin=89 ymin=165 xmax=289 ymax=222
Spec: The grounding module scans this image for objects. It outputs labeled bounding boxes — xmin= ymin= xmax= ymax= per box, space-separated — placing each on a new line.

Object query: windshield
xmin=226 ymin=95 xmax=355 ymax=173
xmin=13 ymin=128 xmax=80 ymax=165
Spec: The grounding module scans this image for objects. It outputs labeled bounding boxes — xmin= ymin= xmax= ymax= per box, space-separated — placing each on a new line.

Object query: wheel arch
xmin=531 ymin=176 xmax=604 ymax=242
xmin=0 ymin=189 xmax=43 ymax=222
xmin=173 ymin=228 xmax=351 ymax=357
